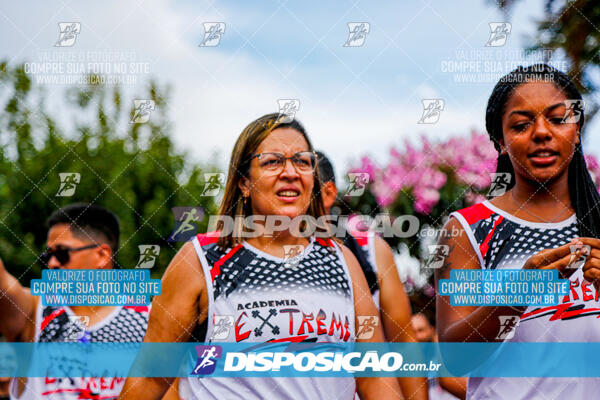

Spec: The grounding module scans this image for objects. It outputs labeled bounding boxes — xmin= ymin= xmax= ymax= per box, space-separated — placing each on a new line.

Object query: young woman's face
xmin=501 ymin=81 xmax=580 ymax=185
xmin=240 ymin=127 xmax=315 ymax=220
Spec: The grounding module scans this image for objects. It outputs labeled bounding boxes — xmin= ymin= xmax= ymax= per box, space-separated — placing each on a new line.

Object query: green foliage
xmin=495 ymin=0 xmax=600 ymax=122
xmin=0 ymin=63 xmax=218 ymax=284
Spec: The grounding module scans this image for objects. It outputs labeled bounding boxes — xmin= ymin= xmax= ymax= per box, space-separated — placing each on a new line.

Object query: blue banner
xmin=30 ymin=269 xmax=161 ymax=306
xmin=438 ymin=269 xmax=569 ymax=306
xmin=3 ymin=342 xmax=600 ymax=378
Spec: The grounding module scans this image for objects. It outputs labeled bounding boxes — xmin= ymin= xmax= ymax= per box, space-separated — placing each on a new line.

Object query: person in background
xmin=317 ymin=151 xmax=428 ymax=400
xmin=411 ymin=313 xmax=466 ymax=400
xmin=0 ymin=203 xmax=153 ymax=399
xmin=0 ymin=337 xmax=16 ymax=400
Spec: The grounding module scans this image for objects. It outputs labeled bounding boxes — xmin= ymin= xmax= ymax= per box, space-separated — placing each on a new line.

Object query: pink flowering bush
xmin=348 ymin=131 xmax=497 ymax=216
xmin=345 ymin=131 xmax=600 ymax=261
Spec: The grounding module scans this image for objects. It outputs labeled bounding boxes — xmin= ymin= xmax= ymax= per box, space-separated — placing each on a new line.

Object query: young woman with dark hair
xmin=435 ymin=64 xmax=600 ymax=399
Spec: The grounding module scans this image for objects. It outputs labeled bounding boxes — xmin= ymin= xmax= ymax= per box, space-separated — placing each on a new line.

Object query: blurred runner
xmin=0 ymin=204 xmax=150 ymax=400
xmin=317 ymin=150 xmax=428 ymax=400
xmin=411 ymin=313 xmax=465 ymax=400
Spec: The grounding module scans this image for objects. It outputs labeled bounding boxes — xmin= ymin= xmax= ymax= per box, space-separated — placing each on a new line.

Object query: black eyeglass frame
xmin=246 ymin=151 xmax=318 ymax=175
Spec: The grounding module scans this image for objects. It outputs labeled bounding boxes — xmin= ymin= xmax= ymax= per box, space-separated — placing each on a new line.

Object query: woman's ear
xmin=498 ymin=139 xmax=507 ymax=155
xmin=238 ymin=177 xmax=250 ymax=197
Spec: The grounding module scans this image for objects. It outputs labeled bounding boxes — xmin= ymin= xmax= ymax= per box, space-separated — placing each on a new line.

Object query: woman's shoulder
xmin=450 ymin=201 xmax=496 ymax=226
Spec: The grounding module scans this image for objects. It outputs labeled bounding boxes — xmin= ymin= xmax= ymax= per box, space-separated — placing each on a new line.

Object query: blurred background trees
xmin=0 ymin=62 xmax=218 ymax=283
xmin=494 ymin=0 xmax=600 ymax=123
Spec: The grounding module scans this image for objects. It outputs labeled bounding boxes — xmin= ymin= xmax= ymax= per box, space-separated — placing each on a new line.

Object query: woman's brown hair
xmin=216 ymin=113 xmax=328 ymax=250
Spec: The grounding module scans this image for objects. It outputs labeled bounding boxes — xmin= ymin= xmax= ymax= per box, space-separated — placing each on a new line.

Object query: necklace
xmin=509 ymin=190 xmax=573 ymax=223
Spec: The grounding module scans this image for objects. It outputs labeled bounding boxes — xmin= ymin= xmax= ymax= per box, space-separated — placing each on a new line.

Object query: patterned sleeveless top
xmin=451 ymin=201 xmax=600 ymax=400
xmin=10 ymin=304 xmax=149 ymax=400
xmin=178 ymin=233 xmax=357 ymax=400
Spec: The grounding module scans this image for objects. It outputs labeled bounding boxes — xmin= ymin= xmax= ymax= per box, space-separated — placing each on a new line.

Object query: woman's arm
xmin=0 ymin=256 xmax=36 ymax=342
xmin=438 ymin=376 xmax=467 ymax=399
xmin=340 ymin=244 xmax=404 ymax=400
xmin=119 ymin=242 xmax=207 ymax=400
xmin=434 ymin=218 xmax=526 ymax=343
xmin=374 ymin=236 xmax=428 ymax=400
xmin=435 ymin=218 xmax=580 ymax=343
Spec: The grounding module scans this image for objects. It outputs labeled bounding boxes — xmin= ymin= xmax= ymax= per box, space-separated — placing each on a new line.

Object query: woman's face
xmin=501 ymin=81 xmax=580 ymax=185
xmin=240 ymin=127 xmax=315 ymax=220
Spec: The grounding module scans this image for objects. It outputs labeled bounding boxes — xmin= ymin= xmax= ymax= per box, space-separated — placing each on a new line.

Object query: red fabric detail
xmin=349 ymin=230 xmax=369 ymax=246
xmin=40 ymin=308 xmax=66 ymax=331
xmin=456 ymin=203 xmax=494 ymax=225
xmin=316 ymin=238 xmax=334 ymax=247
xmin=196 ymin=231 xmax=221 ymax=246
xmin=480 ymin=215 xmax=504 ymax=258
xmin=123 ymin=305 xmax=149 ymax=313
xmin=210 ymin=243 xmax=243 ymax=281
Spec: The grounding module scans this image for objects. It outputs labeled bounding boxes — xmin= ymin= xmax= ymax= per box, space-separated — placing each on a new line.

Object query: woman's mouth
xmin=276 ymin=189 xmax=300 ymax=202
xmin=528 ymin=150 xmax=558 ymax=166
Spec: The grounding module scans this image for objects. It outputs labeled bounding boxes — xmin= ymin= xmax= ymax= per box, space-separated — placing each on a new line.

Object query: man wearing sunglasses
xmin=0 ymin=203 xmax=151 ymax=399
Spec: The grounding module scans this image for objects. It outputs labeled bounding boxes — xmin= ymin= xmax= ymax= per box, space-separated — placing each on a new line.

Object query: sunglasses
xmin=40 ymin=244 xmax=100 ymax=266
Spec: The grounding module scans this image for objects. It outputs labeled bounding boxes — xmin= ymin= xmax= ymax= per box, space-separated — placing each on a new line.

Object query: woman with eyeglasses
xmin=120 ymin=113 xmax=401 ymax=399
xmin=435 ymin=64 xmax=600 ymax=399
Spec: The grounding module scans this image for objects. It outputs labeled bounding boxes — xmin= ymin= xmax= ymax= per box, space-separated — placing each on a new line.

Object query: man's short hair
xmin=46 ymin=203 xmax=120 ymax=255
xmin=316 ymin=151 xmax=336 ymax=185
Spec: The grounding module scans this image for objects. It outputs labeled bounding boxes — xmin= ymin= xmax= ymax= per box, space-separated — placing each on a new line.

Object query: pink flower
xmin=413 ymin=186 xmax=440 ymax=214
xmin=585 ymin=154 xmax=600 ymax=194
xmin=349 ymin=155 xmax=378 ymax=180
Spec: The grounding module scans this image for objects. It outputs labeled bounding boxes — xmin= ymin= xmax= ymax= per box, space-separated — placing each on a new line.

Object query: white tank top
xmin=178 ymin=234 xmax=357 ymax=400
xmin=10 ymin=303 xmax=149 ymax=400
xmin=451 ymin=201 xmax=600 ymax=399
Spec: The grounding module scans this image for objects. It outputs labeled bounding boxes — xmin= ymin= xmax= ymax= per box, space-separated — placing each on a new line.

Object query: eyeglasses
xmin=249 ymin=151 xmax=317 ymax=175
xmin=40 ymin=244 xmax=100 ymax=266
